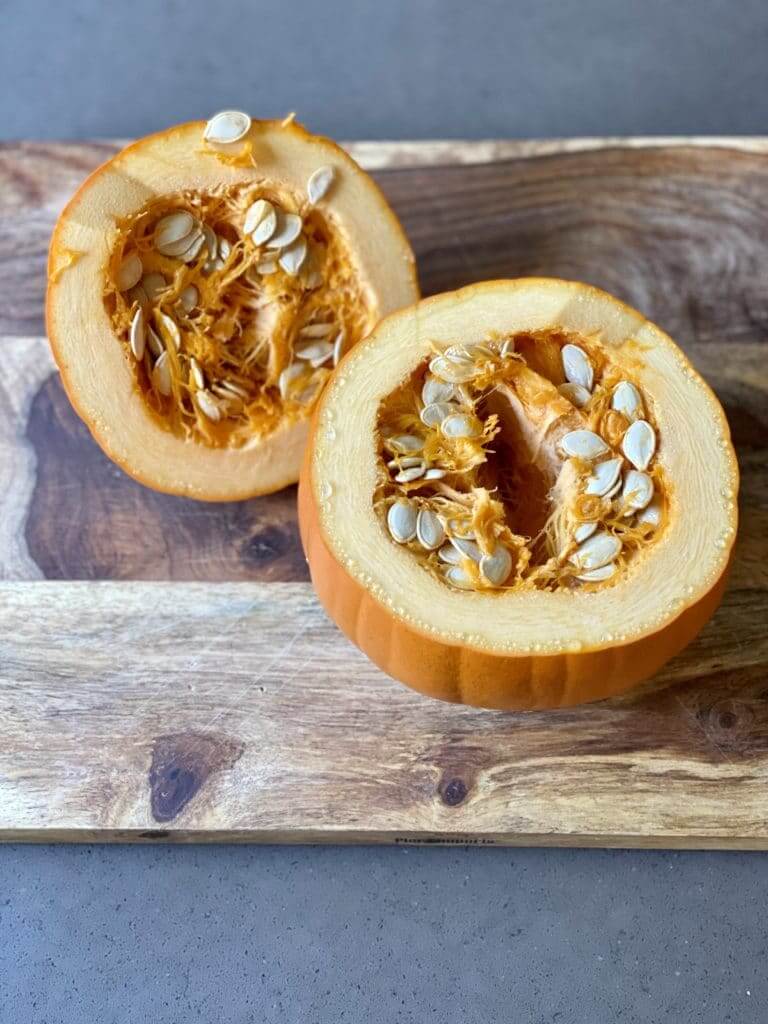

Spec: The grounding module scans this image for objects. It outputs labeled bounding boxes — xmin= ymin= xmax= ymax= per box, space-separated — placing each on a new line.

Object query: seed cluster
xmin=377 ymin=334 xmax=663 ymax=593
xmin=107 ymin=115 xmax=363 ymax=446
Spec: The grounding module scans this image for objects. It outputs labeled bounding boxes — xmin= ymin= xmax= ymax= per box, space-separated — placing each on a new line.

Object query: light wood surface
xmin=0 ymin=137 xmax=766 ymax=844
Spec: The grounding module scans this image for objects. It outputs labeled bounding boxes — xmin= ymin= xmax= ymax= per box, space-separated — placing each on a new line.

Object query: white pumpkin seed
xmin=622 ymin=420 xmax=656 ymax=471
xmin=196 ymin=389 xmax=221 ymax=422
xmin=387 ymin=500 xmax=417 ymax=543
xmin=605 ymin=478 xmax=623 ymax=500
xmin=562 ymin=344 xmax=594 ymax=391
xmin=621 ymin=470 xmax=654 ymax=515
xmin=154 ymin=310 xmax=181 ymax=350
xmin=203 ymin=110 xmax=251 ymax=144
xmin=251 ymin=202 xmax=278 ymax=246
xmin=395 ymin=464 xmax=426 ymax=484
xmin=219 ymin=379 xmax=250 ymax=400
xmin=499 ymin=338 xmax=515 ymax=358
xmin=296 ymin=341 xmax=333 ymax=365
xmin=257 ymin=259 xmax=278 ymax=275
xmin=387 ymin=434 xmax=423 ymax=453
xmin=129 ymin=307 xmax=145 ymax=360
xmin=450 ymin=536 xmax=482 ymax=562
xmin=585 ymin=457 xmax=623 ymax=497
xmin=307 ymin=165 xmax=335 ymax=205
xmin=156 ymin=226 xmax=203 ymax=259
xmin=428 ymin=355 xmax=478 ymax=384
xmin=438 ymin=543 xmax=462 ymax=564
xmin=128 ymin=283 xmax=148 ymax=308
xmin=558 ymin=382 xmax=591 ymax=408
xmin=332 ymin=330 xmax=347 ymax=367
xmin=570 ymin=531 xmax=622 ymax=571
xmin=612 ymin=381 xmax=643 ymax=421
xmin=278 ymin=363 xmax=306 ymax=400
xmin=141 ymin=272 xmax=167 ymax=301
xmin=155 ymin=211 xmax=195 ymax=249
xmin=201 ymin=225 xmax=218 ymax=262
xmin=151 ymin=351 xmax=171 ymax=396
xmin=179 ymin=285 xmax=198 ymax=313
xmin=560 ymin=430 xmax=610 ymax=459
xmin=422 ymin=376 xmax=456 ymax=405
xmin=577 ymin=564 xmax=616 ymax=583
xmin=573 ymin=521 xmax=597 ymax=543
xmin=299 ymin=322 xmax=335 ymax=339
xmin=178 ymin=231 xmax=207 ymax=264
xmin=480 ymin=545 xmax=513 ymax=586
xmin=217 ymin=236 xmax=232 ymax=261
xmin=244 ymin=199 xmax=272 ymax=235
xmin=116 ymin=252 xmax=143 ymax=291
xmin=420 ymin=402 xmax=455 ymax=427
xmin=416 ymin=509 xmax=445 ymax=550
xmin=637 ymin=497 xmax=662 ymax=528
xmin=441 ymin=412 xmax=482 ymax=439
xmin=189 ymin=357 xmax=205 ymax=390
xmin=278 ymin=237 xmax=308 ymax=276
xmin=268 ymin=212 xmax=303 ymax=249
xmin=388 ymin=456 xmax=423 ymax=470
xmin=443 ymin=565 xmax=475 ymax=590
xmin=424 ymin=468 xmax=447 ymax=480
xmin=146 ymin=325 xmax=164 ymax=357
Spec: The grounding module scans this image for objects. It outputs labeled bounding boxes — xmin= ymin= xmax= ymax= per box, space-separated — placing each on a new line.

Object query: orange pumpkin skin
xmin=299 ymin=447 xmax=730 ymax=710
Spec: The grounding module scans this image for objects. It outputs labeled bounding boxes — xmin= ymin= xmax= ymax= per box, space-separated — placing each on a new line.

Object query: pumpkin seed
xmin=217 ymin=236 xmax=232 ymax=261
xmin=422 ymin=375 xmax=456 ymax=405
xmin=387 ymin=500 xmax=417 ymax=543
xmin=420 ymin=402 xmax=455 ymax=428
xmin=146 ymin=325 xmax=164 ymax=357
xmin=577 ymin=563 xmax=616 ymax=583
xmin=142 ymin=272 xmax=167 ymax=301
xmin=278 ymin=363 xmax=306 ymax=400
xmin=300 ymin=322 xmax=335 ymax=339
xmin=129 ymin=307 xmax=145 ymax=360
xmin=152 ymin=351 xmax=171 ymax=396
xmin=438 ymin=543 xmax=462 ymax=564
xmin=269 ymin=212 xmax=303 ymax=249
xmin=203 ymin=110 xmax=251 ymax=144
xmin=178 ymin=231 xmax=206 ymax=264
xmin=154 ymin=310 xmax=181 ymax=351
xmin=116 ymin=252 xmax=143 ymax=291
xmin=296 ymin=341 xmax=333 ymax=364
xmin=196 ymin=389 xmax=222 ymax=421
xmin=499 ymin=338 xmax=515 ymax=358
xmin=307 ymin=165 xmax=335 ymax=205
xmin=480 ymin=545 xmax=512 ymax=586
xmin=560 ymin=430 xmax=610 ymax=459
xmin=179 ymin=285 xmax=199 ymax=313
xmin=584 ymin=457 xmax=623 ymax=497
xmin=201 ymin=224 xmax=217 ymax=261
xmin=621 ymin=470 xmax=654 ymax=515
xmin=441 ymin=412 xmax=482 ymax=439
xmin=395 ymin=464 xmax=426 ymax=483
xmin=388 ymin=456 xmax=423 ymax=470
xmin=257 ymin=259 xmax=278 ymax=275
xmin=637 ymin=497 xmax=662 ymax=528
xmin=573 ymin=521 xmax=597 ymax=543
xmin=443 ymin=565 xmax=475 ymax=590
xmin=622 ymin=420 xmax=656 ymax=471
xmin=155 ymin=211 xmax=195 ymax=249
xmin=612 ymin=381 xmax=643 ymax=421
xmin=562 ymin=344 xmax=593 ymax=391
xmin=424 ymin=468 xmax=447 ymax=480
xmin=387 ymin=434 xmax=423 ymax=453
xmin=189 ymin=357 xmax=205 ymax=390
xmin=428 ymin=355 xmax=478 ymax=384
xmin=570 ymin=531 xmax=621 ymax=571
xmin=250 ymin=201 xmax=278 ymax=246
xmin=558 ymin=382 xmax=591 ymax=408
xmin=450 ymin=536 xmax=482 ymax=562
xmin=156 ymin=226 xmax=203 ymax=259
xmin=416 ymin=509 xmax=445 ymax=550
xmin=244 ymin=199 xmax=272 ymax=236
xmin=219 ymin=379 xmax=250 ymax=400
xmin=279 ymin=237 xmax=308 ymax=276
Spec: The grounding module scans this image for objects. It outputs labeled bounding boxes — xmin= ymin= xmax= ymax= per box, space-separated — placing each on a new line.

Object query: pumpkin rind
xmin=299 ymin=278 xmax=738 ymax=710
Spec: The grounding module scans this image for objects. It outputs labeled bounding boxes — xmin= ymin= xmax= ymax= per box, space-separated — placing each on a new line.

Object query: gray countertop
xmin=2 ymin=0 xmax=768 ymax=1018
xmin=2 ymin=844 xmax=765 ymax=1022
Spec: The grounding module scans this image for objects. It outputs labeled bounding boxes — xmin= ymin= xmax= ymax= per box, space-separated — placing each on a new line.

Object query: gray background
xmin=2 ymin=0 xmax=768 ymax=1021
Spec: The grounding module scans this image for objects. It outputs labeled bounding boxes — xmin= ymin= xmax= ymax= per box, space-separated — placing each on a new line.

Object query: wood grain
xmin=0 ymin=138 xmax=766 ymax=845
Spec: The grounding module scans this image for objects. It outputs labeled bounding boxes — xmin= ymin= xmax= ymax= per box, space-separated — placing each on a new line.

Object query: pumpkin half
xmin=299 ymin=278 xmax=738 ymax=710
xmin=46 ymin=112 xmax=418 ymax=499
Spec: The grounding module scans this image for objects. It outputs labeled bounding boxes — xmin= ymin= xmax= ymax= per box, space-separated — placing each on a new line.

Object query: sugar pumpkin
xmin=46 ymin=112 xmax=418 ymax=499
xmin=299 ymin=278 xmax=738 ymax=710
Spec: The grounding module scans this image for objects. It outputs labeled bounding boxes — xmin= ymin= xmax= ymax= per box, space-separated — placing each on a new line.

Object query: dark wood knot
xmin=149 ymin=732 xmax=243 ymax=823
xmin=439 ymin=777 xmax=468 ymax=806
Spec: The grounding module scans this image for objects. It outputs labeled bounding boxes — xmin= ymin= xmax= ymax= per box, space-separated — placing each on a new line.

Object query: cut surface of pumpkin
xmin=47 ymin=113 xmax=418 ymax=499
xmin=299 ymin=278 xmax=738 ymax=710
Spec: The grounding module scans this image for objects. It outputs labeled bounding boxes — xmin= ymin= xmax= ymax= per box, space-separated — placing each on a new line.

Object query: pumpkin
xmin=46 ymin=112 xmax=418 ymax=500
xmin=299 ymin=278 xmax=738 ymax=710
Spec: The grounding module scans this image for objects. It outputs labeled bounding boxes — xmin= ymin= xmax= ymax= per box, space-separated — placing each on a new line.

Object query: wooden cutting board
xmin=0 ymin=137 xmax=766 ymax=847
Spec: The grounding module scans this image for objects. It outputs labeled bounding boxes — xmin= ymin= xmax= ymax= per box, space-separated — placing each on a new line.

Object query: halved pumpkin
xmin=46 ymin=112 xmax=418 ymax=499
xmin=299 ymin=278 xmax=738 ymax=710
